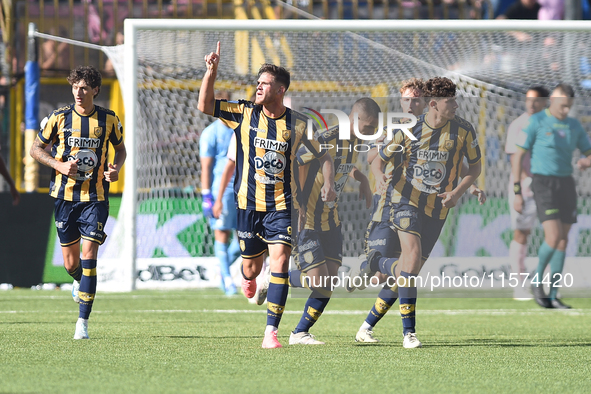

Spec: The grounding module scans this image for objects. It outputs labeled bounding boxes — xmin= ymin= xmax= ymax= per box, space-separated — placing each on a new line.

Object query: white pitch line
xmin=1 ymin=309 xmax=590 ymax=316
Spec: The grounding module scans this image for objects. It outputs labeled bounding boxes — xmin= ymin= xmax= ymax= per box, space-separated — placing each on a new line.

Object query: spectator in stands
xmin=41 ymin=27 xmax=70 ymax=71
xmin=537 ymin=0 xmax=564 ymax=19
xmin=497 ymin=0 xmax=540 ymax=19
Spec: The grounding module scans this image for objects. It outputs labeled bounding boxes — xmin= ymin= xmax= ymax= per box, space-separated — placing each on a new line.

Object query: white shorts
xmin=508 ymin=189 xmax=537 ymax=231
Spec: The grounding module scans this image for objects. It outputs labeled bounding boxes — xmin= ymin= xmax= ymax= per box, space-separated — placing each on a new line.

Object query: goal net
xmin=100 ymin=19 xmax=591 ymax=292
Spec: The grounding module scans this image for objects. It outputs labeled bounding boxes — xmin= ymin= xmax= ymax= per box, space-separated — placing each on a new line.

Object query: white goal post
xmin=108 ymin=19 xmax=591 ymax=292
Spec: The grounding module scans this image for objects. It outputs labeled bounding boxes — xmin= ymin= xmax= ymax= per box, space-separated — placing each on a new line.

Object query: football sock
xmin=536 ymin=241 xmax=556 ymax=281
xmin=360 ymin=255 xmax=384 ymax=273
xmin=289 ymin=269 xmax=313 ymax=289
xmin=378 ymin=257 xmax=399 ymax=277
xmin=214 ymin=241 xmax=231 ymax=289
xmin=364 ymin=284 xmax=398 ymax=328
xmin=78 ymin=259 xmax=97 ymax=319
xmin=266 ymin=272 xmax=289 ymax=328
xmin=398 ymin=271 xmax=417 ymax=336
xmin=293 ymin=288 xmax=332 ymax=334
xmin=548 ymin=249 xmax=566 ymax=300
xmin=66 ymin=264 xmax=82 ymax=282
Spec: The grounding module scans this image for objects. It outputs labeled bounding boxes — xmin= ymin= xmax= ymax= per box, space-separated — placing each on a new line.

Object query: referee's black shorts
xmin=531 ymin=174 xmax=577 ymax=224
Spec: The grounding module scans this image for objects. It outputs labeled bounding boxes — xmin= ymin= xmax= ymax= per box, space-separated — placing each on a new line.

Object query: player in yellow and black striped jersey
xmin=198 ymin=42 xmax=335 ymax=349
xmin=30 ymin=66 xmax=127 ymax=340
xmin=214 ymin=99 xmax=322 ymax=212
xmin=37 ymin=104 xmax=123 ymax=202
xmin=352 ymin=77 xmax=482 ymax=348
xmin=287 ymin=98 xmax=379 ymax=345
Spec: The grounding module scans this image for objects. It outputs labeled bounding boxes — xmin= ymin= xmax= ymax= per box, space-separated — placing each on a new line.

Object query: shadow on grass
xmin=154 ymin=335 xmax=262 ymax=339
xmin=0 ymin=321 xmax=66 ymax=324
xmin=350 ymin=339 xmax=591 ymax=348
xmin=426 ymin=338 xmax=591 ymax=347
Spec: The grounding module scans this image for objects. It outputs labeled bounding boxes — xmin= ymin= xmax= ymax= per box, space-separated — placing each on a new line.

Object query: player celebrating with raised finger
xmin=197 ymin=42 xmax=335 ymax=348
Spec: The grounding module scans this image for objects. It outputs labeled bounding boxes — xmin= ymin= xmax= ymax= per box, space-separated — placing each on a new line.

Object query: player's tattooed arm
xmin=30 ymin=138 xmax=78 ymax=177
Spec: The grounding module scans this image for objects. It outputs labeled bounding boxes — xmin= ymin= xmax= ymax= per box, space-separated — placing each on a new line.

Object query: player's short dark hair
xmin=400 ymin=78 xmax=425 ymax=95
xmin=352 ymin=97 xmax=381 ymax=119
xmin=424 ymin=77 xmax=456 ymax=98
xmin=527 ymin=86 xmax=549 ymax=97
xmin=67 ymin=66 xmax=102 ymax=98
xmin=258 ymin=63 xmax=290 ymax=91
xmin=553 ymin=83 xmax=575 ymax=98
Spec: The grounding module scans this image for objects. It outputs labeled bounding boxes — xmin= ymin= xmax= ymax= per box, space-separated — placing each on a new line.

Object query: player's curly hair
xmin=258 ymin=63 xmax=290 ymax=91
xmin=67 ymin=66 xmax=102 ymax=98
xmin=400 ymin=78 xmax=425 ymax=95
xmin=424 ymin=77 xmax=456 ymax=99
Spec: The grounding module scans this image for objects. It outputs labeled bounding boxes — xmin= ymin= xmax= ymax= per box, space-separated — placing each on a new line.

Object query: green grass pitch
xmin=2 ymin=289 xmax=591 ymax=393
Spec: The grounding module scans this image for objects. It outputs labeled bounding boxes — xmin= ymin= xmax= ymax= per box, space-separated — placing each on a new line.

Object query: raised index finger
xmin=216 ymin=41 xmax=220 ymax=56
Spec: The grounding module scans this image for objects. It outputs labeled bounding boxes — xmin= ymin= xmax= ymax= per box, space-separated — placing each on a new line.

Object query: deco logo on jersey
xmin=255 ymin=151 xmax=286 ymax=175
xmin=68 ymin=149 xmax=98 ymax=180
xmin=413 ymin=161 xmax=446 ymax=186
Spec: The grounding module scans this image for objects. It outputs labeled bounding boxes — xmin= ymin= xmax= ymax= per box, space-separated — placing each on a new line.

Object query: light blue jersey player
xmin=200 ymin=118 xmax=241 ymax=295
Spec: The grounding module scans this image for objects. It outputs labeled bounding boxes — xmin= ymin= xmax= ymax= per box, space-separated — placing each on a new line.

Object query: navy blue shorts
xmin=54 ymin=199 xmax=109 ymax=246
xmin=384 ymin=203 xmax=446 ymax=260
xmin=296 ymin=225 xmax=343 ymax=272
xmin=236 ymin=209 xmax=291 ymax=258
xmin=365 ymin=221 xmax=401 ymax=259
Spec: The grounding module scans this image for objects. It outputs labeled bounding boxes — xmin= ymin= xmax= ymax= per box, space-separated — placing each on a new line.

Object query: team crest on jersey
xmin=557 ymin=129 xmax=566 ymax=138
xmin=400 ymin=218 xmax=410 ymax=230
xmin=282 ymin=129 xmax=291 ymax=141
xmin=93 ymin=127 xmax=103 ymax=138
xmin=240 ymin=240 xmax=245 ymax=251
xmin=445 ymin=140 xmax=455 ymax=150
xmin=303 ymin=251 xmax=314 ymax=264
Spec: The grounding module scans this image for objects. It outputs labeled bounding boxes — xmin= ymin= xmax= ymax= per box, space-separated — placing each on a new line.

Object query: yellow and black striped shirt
xmin=38 ymin=104 xmax=123 ymax=202
xmin=297 ymin=125 xmax=358 ymax=231
xmin=374 ymin=114 xmax=481 ymax=220
xmin=214 ymin=99 xmax=322 ymax=212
